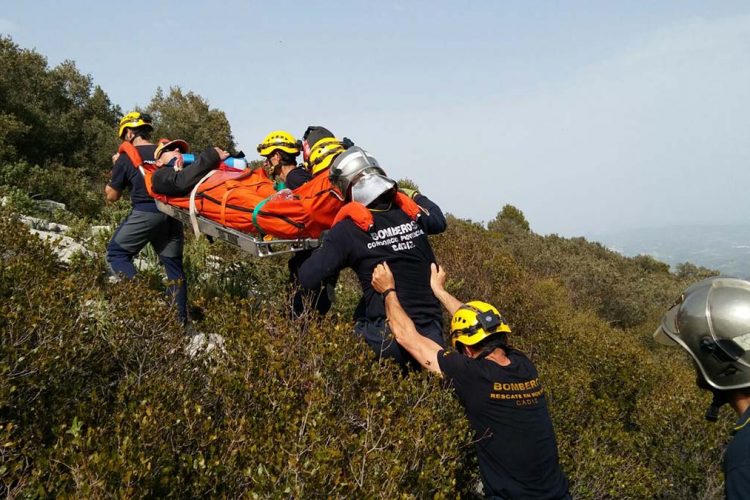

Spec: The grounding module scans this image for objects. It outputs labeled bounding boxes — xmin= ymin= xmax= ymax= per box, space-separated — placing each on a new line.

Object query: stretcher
xmin=155 ymin=199 xmax=321 ymax=258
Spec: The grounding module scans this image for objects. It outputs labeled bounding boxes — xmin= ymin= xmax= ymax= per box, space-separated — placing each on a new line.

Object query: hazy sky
xmin=3 ymin=1 xmax=750 ymax=236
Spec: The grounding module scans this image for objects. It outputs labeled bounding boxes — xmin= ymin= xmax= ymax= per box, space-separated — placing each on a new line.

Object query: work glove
xmin=398 ymin=187 xmax=419 ymax=199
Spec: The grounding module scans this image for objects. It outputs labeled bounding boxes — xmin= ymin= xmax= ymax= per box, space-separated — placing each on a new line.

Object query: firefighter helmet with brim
xmin=307 ymin=137 xmax=345 ymax=174
xmin=118 ymin=111 xmax=153 ymax=139
xmin=329 ymin=146 xmax=396 ymax=206
xmin=257 ymin=130 xmax=300 ymax=157
xmin=654 ymin=277 xmax=750 ymax=390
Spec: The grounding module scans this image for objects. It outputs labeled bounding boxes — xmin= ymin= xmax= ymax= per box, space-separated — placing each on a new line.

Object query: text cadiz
xmin=367 ymin=221 xmax=425 ymax=252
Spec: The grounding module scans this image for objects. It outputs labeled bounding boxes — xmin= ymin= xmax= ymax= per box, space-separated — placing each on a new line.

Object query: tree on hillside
xmin=488 ymin=204 xmax=531 ymax=232
xmin=676 ymin=261 xmax=719 ymax=281
xmin=632 ymin=254 xmax=671 ymax=274
xmin=48 ymin=61 xmax=121 ymax=174
xmin=0 ymin=36 xmax=49 ymax=165
xmin=146 ymin=87 xmax=235 ymax=152
xmin=396 ymin=178 xmax=420 ymax=192
xmin=0 ymin=36 xmax=120 ymax=173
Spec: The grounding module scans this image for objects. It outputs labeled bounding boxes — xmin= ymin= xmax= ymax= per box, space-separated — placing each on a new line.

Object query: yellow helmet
xmin=256 ymin=130 xmax=300 ymax=157
xmin=118 ymin=111 xmax=153 ymax=139
xmin=450 ymin=301 xmax=511 ymax=349
xmin=307 ymin=137 xmax=345 ymax=174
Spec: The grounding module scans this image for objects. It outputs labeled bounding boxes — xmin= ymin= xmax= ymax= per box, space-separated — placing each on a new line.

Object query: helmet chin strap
xmin=695 ymin=369 xmax=730 ymax=422
xmin=477 ymin=346 xmax=496 ymax=360
xmin=476 ymin=337 xmax=508 ymax=360
xmin=706 ymin=389 xmax=729 ymax=422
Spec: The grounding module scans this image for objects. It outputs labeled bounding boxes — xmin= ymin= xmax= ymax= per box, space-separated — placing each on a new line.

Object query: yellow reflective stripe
xmin=310 ymin=143 xmax=344 ymax=166
xmin=260 ymin=141 xmax=297 ymax=149
xmin=734 ymin=414 xmax=750 ymax=433
xmin=369 ymin=203 xmax=392 ymax=213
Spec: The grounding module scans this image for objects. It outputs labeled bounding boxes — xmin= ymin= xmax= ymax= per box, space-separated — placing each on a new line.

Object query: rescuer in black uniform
xmin=284 ymin=126 xmax=345 ymax=318
xmin=372 ymin=261 xmax=571 ymax=499
xmin=298 ymin=146 xmax=447 ymax=367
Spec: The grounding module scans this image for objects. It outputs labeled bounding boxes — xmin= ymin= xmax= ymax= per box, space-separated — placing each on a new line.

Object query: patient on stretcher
xmin=148 ymin=137 xmax=345 ymax=239
xmin=151 ymin=138 xmax=230 ymax=197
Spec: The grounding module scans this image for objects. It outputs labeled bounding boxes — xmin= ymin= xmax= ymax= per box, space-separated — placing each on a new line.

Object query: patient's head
xmin=155 ymin=138 xmax=190 ymax=167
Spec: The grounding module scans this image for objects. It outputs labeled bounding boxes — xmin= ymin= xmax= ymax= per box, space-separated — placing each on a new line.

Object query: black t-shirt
xmin=726 ymin=407 xmax=750 ymax=499
xmin=285 ymin=166 xmax=313 ymax=190
xmin=298 ymin=194 xmax=447 ymax=326
xmin=108 ymin=144 xmax=158 ymax=208
xmin=437 ymin=348 xmax=569 ymax=500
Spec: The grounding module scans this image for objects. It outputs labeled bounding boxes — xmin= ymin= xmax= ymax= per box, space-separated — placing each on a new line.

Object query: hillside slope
xmin=0 ymin=36 xmax=733 ymax=497
xmin=0 ymin=205 xmax=730 ymax=498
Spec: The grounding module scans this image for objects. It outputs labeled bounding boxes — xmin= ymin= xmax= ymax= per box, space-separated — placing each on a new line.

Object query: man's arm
xmin=372 ymin=262 xmax=443 ymax=373
xmin=413 ymin=193 xmax=447 ymax=235
xmin=106 ymin=156 xmax=127 ymax=204
xmin=104 ymin=184 xmax=121 ymax=203
xmin=152 ymin=147 xmax=225 ymax=197
xmin=298 ymin=227 xmax=347 ymax=289
xmin=430 ymin=263 xmax=463 ymax=316
xmin=284 ymin=166 xmax=313 ymax=190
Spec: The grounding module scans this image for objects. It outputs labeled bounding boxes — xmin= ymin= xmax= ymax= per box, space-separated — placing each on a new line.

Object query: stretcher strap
xmin=188 ymin=170 xmax=217 ymax=238
xmin=220 ymin=182 xmax=240 ymax=226
xmin=220 ymin=188 xmax=234 ymax=226
xmin=252 ymin=195 xmax=273 ymax=236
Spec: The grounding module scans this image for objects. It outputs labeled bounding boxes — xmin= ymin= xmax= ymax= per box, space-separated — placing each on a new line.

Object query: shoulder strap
xmin=118 ymin=141 xmax=144 ymax=169
xmin=332 ymin=202 xmax=374 ymax=231
xmin=393 ymin=192 xmax=423 ymax=220
xmin=118 ymin=141 xmax=159 ymax=196
xmin=333 ymin=193 xmax=423 ymax=231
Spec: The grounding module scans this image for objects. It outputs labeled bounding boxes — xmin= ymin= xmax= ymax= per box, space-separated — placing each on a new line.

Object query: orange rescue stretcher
xmin=151 ymin=166 xmax=344 ymax=258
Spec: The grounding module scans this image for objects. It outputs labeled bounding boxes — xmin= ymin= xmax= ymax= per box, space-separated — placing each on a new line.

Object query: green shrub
xmin=0 ymin=215 xmax=476 ymax=497
xmin=432 ymin=217 xmax=728 ymax=498
xmin=484 ymin=217 xmax=697 ymax=329
xmin=0 ymin=198 xmax=733 ymax=497
xmin=0 ymin=161 xmax=105 ymax=218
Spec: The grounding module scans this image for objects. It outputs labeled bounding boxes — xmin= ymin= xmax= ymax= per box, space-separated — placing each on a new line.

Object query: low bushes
xmin=0 ymin=162 xmax=106 ymax=218
xmin=0 ymin=214 xmax=474 ymax=497
xmin=0 ymin=209 xmax=733 ymax=497
xmin=432 ymin=217 xmax=728 ymax=498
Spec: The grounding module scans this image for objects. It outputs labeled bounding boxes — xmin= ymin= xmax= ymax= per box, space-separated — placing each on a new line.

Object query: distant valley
xmin=586 ymin=224 xmax=750 ymax=279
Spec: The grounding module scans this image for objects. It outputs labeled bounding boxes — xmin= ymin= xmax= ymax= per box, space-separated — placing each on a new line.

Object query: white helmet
xmin=654 ymin=277 xmax=750 ymax=391
xmin=329 ymin=146 xmax=396 ymax=206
